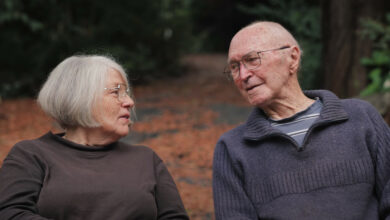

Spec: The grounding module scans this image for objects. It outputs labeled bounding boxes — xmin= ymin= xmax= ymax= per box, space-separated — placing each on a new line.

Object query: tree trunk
xmin=322 ymin=0 xmax=384 ymax=98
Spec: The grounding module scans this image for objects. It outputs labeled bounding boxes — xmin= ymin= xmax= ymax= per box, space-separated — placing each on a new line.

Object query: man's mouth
xmin=245 ymin=84 xmax=261 ymax=91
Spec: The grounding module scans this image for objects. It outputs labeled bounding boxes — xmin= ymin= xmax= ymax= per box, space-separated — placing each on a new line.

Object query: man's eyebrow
xmin=227 ymin=56 xmax=240 ymax=63
xmin=227 ymin=60 xmax=239 ymax=65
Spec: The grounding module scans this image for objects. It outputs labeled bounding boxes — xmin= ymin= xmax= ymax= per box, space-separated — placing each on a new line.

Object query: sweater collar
xmin=47 ymin=131 xmax=117 ymax=152
xmin=243 ymin=90 xmax=349 ymax=140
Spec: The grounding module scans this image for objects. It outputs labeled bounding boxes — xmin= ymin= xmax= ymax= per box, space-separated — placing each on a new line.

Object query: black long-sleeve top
xmin=0 ymin=132 xmax=189 ymax=220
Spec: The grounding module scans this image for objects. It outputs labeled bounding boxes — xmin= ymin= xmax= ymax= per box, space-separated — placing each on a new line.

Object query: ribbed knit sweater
xmin=0 ymin=132 xmax=189 ymax=220
xmin=213 ymin=90 xmax=390 ymax=220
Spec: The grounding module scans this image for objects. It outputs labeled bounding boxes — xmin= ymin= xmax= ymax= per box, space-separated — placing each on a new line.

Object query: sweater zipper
xmin=299 ymin=120 xmax=333 ymax=151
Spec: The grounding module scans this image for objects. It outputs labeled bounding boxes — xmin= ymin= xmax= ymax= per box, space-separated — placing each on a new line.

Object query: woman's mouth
xmin=119 ymin=113 xmax=130 ymax=121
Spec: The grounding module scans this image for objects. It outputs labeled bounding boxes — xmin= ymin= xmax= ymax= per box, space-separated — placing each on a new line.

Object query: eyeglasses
xmin=223 ymin=45 xmax=291 ymax=79
xmin=104 ymin=84 xmax=130 ymax=102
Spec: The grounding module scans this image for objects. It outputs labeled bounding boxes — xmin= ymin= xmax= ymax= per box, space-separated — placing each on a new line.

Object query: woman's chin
xmin=117 ymin=127 xmax=130 ymax=137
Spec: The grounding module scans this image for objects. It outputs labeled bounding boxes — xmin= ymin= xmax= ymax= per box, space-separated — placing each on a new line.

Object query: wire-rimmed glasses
xmin=223 ymin=45 xmax=291 ymax=79
xmin=104 ymin=84 xmax=130 ymax=102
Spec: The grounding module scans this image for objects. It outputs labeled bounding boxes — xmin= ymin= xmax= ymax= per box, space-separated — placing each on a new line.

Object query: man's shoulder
xmin=218 ymin=123 xmax=247 ymax=143
xmin=337 ymin=97 xmax=386 ymax=128
xmin=340 ymin=97 xmax=378 ymax=114
xmin=341 ymin=97 xmax=371 ymax=105
xmin=307 ymin=89 xmax=378 ymax=115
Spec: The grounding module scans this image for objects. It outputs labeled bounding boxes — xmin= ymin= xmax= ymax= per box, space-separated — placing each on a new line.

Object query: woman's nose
xmin=122 ymin=95 xmax=135 ymax=108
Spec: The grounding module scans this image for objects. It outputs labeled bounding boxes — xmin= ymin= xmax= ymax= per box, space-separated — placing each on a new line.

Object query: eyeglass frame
xmin=223 ymin=45 xmax=291 ymax=79
xmin=104 ymin=84 xmax=131 ymax=102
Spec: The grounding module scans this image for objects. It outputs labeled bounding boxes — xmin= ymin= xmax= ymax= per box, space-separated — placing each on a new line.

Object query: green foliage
xmin=0 ymin=0 xmax=193 ymax=98
xmin=360 ymin=13 xmax=390 ymax=96
xmin=237 ymin=0 xmax=322 ymax=90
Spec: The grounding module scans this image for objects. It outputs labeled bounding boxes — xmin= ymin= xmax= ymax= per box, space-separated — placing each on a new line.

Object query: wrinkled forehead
xmin=228 ymin=37 xmax=267 ymax=62
xmin=228 ymin=25 xmax=285 ymax=62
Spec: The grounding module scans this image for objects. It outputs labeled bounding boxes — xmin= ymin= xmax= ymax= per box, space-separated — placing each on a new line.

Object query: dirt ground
xmin=0 ymin=54 xmax=252 ymax=220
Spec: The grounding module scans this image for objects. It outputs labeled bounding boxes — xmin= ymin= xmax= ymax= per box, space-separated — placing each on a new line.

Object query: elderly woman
xmin=0 ymin=55 xmax=189 ymax=219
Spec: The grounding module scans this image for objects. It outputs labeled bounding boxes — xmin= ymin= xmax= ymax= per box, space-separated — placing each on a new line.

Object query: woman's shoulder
xmin=116 ymin=141 xmax=156 ymax=155
xmin=115 ymin=142 xmax=165 ymax=166
xmin=3 ymin=132 xmax=54 ymax=167
xmin=9 ymin=132 xmax=52 ymax=153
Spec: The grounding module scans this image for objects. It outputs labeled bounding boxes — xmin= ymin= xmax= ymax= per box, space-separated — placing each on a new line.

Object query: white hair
xmin=37 ymin=55 xmax=133 ymax=129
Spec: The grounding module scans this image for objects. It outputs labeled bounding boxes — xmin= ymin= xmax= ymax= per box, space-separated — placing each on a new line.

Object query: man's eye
xmin=229 ymin=63 xmax=239 ymax=70
xmin=111 ymin=89 xmax=120 ymax=95
xmin=244 ymin=56 xmax=259 ymax=64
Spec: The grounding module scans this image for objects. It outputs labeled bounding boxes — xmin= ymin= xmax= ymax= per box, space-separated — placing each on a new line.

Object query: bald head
xmin=229 ymin=21 xmax=300 ymax=59
xmin=226 ymin=21 xmax=305 ymax=110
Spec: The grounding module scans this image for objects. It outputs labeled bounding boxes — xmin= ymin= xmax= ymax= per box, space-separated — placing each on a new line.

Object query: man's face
xmin=228 ymin=29 xmax=292 ymax=108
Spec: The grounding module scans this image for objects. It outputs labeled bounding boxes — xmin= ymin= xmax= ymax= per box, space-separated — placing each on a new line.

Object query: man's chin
xmin=247 ymin=96 xmax=264 ymax=105
xmin=247 ymin=96 xmax=268 ymax=107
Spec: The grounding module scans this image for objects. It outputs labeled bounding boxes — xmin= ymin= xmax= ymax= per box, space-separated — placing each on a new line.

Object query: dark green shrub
xmin=0 ymin=0 xmax=193 ymax=98
xmin=360 ymin=13 xmax=390 ymax=96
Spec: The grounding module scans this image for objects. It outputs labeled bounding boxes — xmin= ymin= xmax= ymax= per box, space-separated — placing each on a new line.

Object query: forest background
xmin=1 ymin=0 xmax=390 ymax=219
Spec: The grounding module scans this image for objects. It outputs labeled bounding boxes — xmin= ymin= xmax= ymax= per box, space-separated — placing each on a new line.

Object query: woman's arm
xmin=153 ymin=153 xmax=189 ymax=220
xmin=0 ymin=144 xmax=50 ymax=220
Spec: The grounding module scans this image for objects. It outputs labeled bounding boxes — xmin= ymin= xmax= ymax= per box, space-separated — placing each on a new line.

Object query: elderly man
xmin=212 ymin=21 xmax=390 ymax=220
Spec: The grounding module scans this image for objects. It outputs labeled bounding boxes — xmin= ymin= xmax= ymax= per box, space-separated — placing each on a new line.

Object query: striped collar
xmin=243 ymin=90 xmax=349 ymax=140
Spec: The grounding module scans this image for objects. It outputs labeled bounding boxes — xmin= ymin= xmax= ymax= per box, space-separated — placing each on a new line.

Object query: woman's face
xmin=92 ymin=69 xmax=134 ymax=139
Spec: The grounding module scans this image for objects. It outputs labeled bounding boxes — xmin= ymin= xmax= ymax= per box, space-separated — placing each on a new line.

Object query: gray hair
xmin=37 ymin=55 xmax=133 ymax=129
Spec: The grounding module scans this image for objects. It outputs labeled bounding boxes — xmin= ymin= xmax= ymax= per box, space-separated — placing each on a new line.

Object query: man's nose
xmin=238 ymin=63 xmax=252 ymax=81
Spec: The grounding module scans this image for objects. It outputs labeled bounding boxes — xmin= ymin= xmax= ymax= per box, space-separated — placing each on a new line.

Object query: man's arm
xmin=368 ymin=106 xmax=390 ymax=219
xmin=212 ymin=141 xmax=258 ymax=220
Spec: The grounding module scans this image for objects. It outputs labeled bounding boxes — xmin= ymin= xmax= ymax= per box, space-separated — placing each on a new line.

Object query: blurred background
xmin=1 ymin=0 xmax=390 ymax=98
xmin=1 ymin=0 xmax=390 ymax=219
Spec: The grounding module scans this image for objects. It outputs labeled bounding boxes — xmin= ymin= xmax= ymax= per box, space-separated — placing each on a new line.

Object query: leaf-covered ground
xmin=0 ymin=54 xmax=252 ymax=220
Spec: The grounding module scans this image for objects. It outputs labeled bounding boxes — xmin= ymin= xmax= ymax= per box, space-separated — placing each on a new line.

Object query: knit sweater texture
xmin=213 ymin=90 xmax=390 ymax=220
xmin=0 ymin=132 xmax=189 ymax=220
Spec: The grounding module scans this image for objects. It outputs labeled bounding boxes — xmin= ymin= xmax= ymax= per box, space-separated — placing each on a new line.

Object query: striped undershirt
xmin=269 ymin=98 xmax=323 ymax=148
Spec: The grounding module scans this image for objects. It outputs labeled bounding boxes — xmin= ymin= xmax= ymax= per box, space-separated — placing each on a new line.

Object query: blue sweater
xmin=213 ymin=90 xmax=390 ymax=220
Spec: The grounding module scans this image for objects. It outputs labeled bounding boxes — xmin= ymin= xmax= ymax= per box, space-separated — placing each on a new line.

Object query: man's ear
xmin=289 ymin=46 xmax=300 ymax=74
